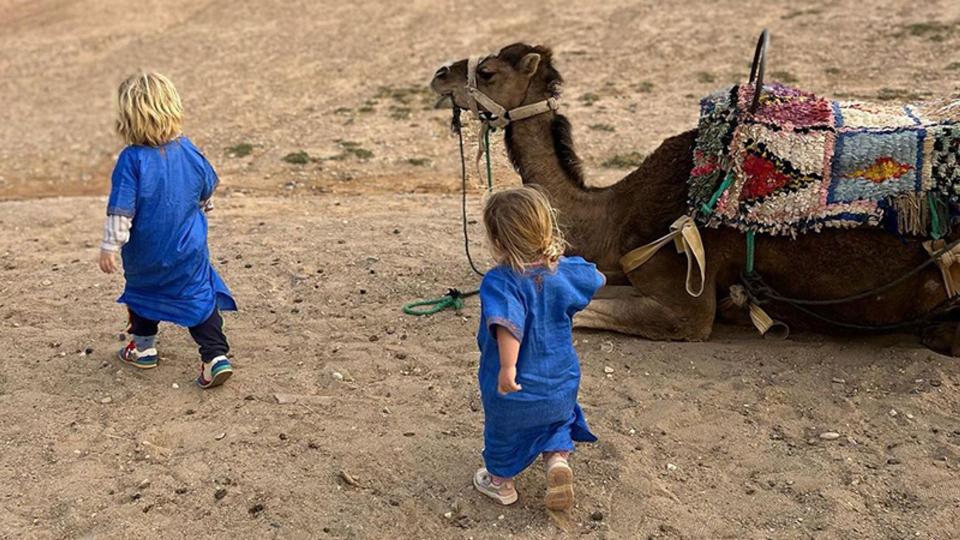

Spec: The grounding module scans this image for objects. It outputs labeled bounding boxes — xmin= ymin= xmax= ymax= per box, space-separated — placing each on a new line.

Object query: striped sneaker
xmin=118 ymin=341 xmax=159 ymax=369
xmin=196 ymin=355 xmax=233 ymax=389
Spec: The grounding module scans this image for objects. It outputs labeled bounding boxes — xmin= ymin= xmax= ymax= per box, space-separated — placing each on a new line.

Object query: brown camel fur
xmin=431 ymin=43 xmax=960 ymax=355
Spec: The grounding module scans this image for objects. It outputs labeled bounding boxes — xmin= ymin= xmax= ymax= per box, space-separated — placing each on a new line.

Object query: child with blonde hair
xmin=98 ymin=72 xmax=236 ymax=388
xmin=473 ymin=186 xmax=604 ymax=511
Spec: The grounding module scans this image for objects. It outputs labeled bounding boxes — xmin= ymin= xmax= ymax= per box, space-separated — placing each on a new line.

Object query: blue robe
xmin=477 ymin=256 xmax=604 ymax=478
xmin=107 ymin=136 xmax=236 ymax=327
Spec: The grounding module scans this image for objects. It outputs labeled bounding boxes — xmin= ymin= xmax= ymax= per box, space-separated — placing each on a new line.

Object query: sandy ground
xmin=2 ymin=0 xmax=960 ymax=538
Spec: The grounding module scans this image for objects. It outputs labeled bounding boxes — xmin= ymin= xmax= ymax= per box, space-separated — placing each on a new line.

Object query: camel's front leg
xmin=575 ymin=285 xmax=715 ymax=340
xmin=575 ymin=249 xmax=717 ymax=341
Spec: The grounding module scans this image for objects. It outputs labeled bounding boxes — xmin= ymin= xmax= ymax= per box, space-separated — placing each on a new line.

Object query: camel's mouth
xmin=434 ymin=93 xmax=453 ymax=109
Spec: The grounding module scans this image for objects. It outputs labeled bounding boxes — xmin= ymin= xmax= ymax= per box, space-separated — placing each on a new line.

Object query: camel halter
xmin=466 ymin=54 xmax=560 ymax=129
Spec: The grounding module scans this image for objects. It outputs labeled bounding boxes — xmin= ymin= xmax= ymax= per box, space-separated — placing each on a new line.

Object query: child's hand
xmin=498 ymin=366 xmax=522 ymax=395
xmin=98 ymin=250 xmax=119 ymax=274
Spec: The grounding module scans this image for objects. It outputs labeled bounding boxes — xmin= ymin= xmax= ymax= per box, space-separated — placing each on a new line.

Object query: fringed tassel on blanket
xmin=891 ymin=193 xmax=930 ymax=237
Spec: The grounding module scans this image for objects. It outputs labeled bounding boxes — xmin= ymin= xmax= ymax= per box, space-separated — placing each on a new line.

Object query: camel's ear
xmin=517 ymin=53 xmax=541 ymax=77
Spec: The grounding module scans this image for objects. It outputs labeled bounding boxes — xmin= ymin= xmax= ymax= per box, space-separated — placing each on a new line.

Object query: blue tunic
xmin=477 ymin=256 xmax=604 ymax=478
xmin=106 ymin=136 xmax=236 ymax=327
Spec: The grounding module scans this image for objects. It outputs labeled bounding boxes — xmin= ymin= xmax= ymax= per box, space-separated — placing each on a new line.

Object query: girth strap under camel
xmin=619 ymin=216 xmax=707 ymax=297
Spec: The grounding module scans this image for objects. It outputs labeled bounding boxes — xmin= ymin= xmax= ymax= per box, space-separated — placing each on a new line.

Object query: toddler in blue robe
xmin=98 ymin=72 xmax=236 ymax=389
xmin=473 ymin=186 xmax=604 ymax=511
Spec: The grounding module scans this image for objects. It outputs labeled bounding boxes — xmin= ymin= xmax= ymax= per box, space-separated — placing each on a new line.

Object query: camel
xmin=430 ymin=42 xmax=960 ymax=355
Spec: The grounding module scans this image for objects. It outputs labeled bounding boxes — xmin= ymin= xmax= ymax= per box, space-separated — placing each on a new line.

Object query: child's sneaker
xmin=196 ymin=355 xmax=233 ymax=389
xmin=118 ymin=341 xmax=158 ymax=369
xmin=473 ymin=467 xmax=518 ymax=505
xmin=544 ymin=456 xmax=574 ymax=511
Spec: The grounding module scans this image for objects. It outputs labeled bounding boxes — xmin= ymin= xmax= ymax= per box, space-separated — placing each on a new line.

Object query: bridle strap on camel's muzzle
xmin=466 ymin=54 xmax=560 ymax=129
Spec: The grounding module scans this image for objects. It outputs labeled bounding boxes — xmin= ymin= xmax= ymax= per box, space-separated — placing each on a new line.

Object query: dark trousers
xmin=128 ymin=309 xmax=230 ymax=363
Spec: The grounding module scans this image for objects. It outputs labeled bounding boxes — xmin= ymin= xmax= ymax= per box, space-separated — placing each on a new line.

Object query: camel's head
xmin=430 ymin=43 xmax=563 ymax=117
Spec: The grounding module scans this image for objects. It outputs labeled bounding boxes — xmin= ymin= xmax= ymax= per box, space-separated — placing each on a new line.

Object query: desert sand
xmin=1 ymin=1 xmax=959 ymax=538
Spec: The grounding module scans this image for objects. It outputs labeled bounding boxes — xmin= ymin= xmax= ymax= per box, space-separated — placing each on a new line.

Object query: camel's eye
xmin=478 ymin=68 xmax=494 ymax=81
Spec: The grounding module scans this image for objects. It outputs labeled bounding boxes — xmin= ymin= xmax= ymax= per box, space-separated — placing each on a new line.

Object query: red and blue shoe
xmin=118 ymin=341 xmax=159 ymax=369
xmin=197 ymin=355 xmax=233 ymax=389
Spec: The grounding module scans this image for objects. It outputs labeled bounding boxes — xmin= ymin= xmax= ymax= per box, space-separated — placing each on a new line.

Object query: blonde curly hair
xmin=483 ymin=186 xmax=566 ymax=273
xmin=115 ymin=72 xmax=183 ymax=147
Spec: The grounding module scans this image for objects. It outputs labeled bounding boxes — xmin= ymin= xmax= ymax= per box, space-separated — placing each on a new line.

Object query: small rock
xmin=443 ymin=511 xmax=453 ymax=520
xmin=332 ymin=372 xmax=344 ymax=381
xmin=175 ymin=487 xmax=188 ymax=495
xmin=138 ymin=479 xmax=151 ymax=489
xmin=117 ymin=333 xmax=126 ymax=341
xmin=279 ymin=433 xmax=288 ymax=441
xmin=403 ymin=432 xmax=415 ymax=437
xmin=369 ymin=335 xmax=379 ymax=342
xmin=590 ymin=511 xmax=604 ymax=521
xmin=906 ymin=413 xmax=915 ymax=420
xmin=889 ymin=409 xmax=898 ymax=417
xmin=382 ymin=407 xmax=391 ymax=414
xmin=214 ymin=488 xmax=228 ymax=500
xmin=831 ymin=377 xmax=845 ymax=384
xmin=171 ymin=383 xmax=179 ymax=389
xmin=307 ymin=441 xmax=320 ymax=449
xmin=84 ymin=347 xmax=94 ymax=355
xmin=185 ymin=409 xmax=195 ymax=415
xmin=130 ymin=492 xmax=142 ymax=501
xmin=603 ymin=366 xmax=614 ymax=374
xmin=498 ymin=514 xmax=505 ymax=520
xmin=807 ymin=438 xmax=818 ymax=445
xmin=666 ymin=463 xmax=677 ymax=471
xmin=215 ymin=432 xmax=226 ymax=441
xmin=339 ymin=470 xmax=360 ymax=487
xmin=249 ymin=503 xmax=264 ymax=516
xmin=100 ymin=397 xmax=112 ymax=404
xmin=819 ymin=431 xmax=841 ymax=440
xmin=930 ymin=379 xmax=942 ymax=387
xmin=395 ymin=352 xmax=407 ymax=360
xmin=887 ymin=458 xmax=902 ymax=465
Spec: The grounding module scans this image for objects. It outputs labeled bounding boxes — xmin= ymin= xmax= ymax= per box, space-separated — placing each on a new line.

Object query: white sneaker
xmin=473 ymin=467 xmax=518 ymax=505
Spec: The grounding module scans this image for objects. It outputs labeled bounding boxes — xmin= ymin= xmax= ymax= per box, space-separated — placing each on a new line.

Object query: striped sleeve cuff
xmin=101 ymin=214 xmax=133 ymax=251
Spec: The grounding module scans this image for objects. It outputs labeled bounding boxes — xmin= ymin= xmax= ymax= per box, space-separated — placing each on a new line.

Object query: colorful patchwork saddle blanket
xmin=688 ymin=83 xmax=960 ymax=237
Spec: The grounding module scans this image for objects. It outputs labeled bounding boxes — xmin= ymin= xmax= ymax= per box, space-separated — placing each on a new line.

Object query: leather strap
xmin=619 ymin=216 xmax=707 ymax=297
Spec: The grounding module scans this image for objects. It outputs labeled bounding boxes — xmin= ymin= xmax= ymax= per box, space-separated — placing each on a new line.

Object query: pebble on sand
xmin=100 ymin=397 xmax=112 ymax=404
xmin=214 ymin=488 xmax=228 ymax=500
xmin=603 ymin=366 xmax=615 ymax=374
xmin=819 ymin=431 xmax=841 ymax=440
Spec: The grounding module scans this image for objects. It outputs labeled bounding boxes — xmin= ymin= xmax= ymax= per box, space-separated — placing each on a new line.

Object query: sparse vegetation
xmin=947 ymin=62 xmax=960 ymax=71
xmin=696 ymin=71 xmax=715 ymax=84
xmin=282 ymin=151 xmax=310 ymax=164
xmin=334 ymin=141 xmax=373 ymax=160
xmin=406 ymin=158 xmax=430 ymax=167
xmin=334 ymin=107 xmax=352 ymax=115
xmin=633 ymin=81 xmax=654 ymax=93
xmin=602 ymin=151 xmax=645 ymax=169
xmin=770 ymin=70 xmax=799 ymax=84
xmin=897 ymin=21 xmax=957 ymax=41
xmin=876 ymin=87 xmax=925 ymax=102
xmin=782 ymin=8 xmax=822 ymax=20
xmin=579 ymin=92 xmax=601 ymax=106
xmin=824 ymin=67 xmax=841 ymax=75
xmin=389 ymin=106 xmax=412 ymax=120
xmin=227 ymin=143 xmax=254 ymax=158
xmin=589 ymin=124 xmax=616 ymax=132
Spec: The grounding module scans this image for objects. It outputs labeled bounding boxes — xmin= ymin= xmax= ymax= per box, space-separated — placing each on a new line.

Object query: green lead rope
xmin=701 ymin=171 xmax=734 ymax=216
xmin=402 ymin=288 xmax=478 ymax=316
xmin=928 ymin=192 xmax=944 ymax=240
xmin=745 ymin=230 xmax=756 ymax=275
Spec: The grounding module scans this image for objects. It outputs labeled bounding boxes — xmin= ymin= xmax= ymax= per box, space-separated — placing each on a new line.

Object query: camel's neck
xmin=504 ymin=112 xmax=694 ymax=271
xmin=504 ymin=113 xmax=621 ymax=268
